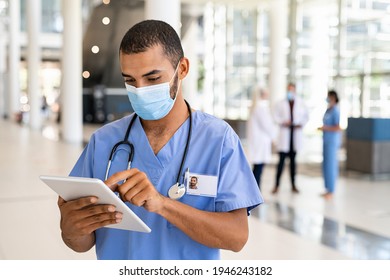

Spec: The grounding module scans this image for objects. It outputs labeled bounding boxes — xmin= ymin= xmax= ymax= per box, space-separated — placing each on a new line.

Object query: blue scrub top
xmin=323 ymin=105 xmax=341 ymax=146
xmin=70 ymin=110 xmax=263 ymax=260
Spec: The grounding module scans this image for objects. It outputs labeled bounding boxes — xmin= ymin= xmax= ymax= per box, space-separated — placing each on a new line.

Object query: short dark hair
xmin=288 ymin=82 xmax=296 ymax=88
xmin=328 ymin=90 xmax=339 ymax=103
xmin=119 ymin=20 xmax=184 ymax=68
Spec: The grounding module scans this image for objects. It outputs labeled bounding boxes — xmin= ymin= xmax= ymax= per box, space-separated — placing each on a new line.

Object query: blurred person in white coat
xmin=247 ymin=86 xmax=276 ymax=190
xmin=271 ymin=82 xmax=309 ymax=194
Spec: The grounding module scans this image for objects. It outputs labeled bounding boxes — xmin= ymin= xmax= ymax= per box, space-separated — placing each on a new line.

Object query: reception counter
xmin=346 ymin=118 xmax=390 ymax=174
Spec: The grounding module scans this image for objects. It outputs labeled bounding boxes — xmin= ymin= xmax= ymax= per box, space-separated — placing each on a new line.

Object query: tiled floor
xmin=1 ymin=118 xmax=389 ymax=260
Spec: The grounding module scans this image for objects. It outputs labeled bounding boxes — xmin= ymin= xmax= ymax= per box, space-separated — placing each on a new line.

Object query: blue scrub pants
xmin=322 ymin=142 xmax=338 ymax=193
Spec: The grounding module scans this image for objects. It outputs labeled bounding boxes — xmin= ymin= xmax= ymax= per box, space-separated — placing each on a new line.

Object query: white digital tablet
xmin=40 ymin=175 xmax=151 ymax=233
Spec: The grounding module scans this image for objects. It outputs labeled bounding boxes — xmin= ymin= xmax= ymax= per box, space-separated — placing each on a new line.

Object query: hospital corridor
xmin=1 ymin=0 xmax=390 ymax=265
xmin=1 ymin=118 xmax=389 ymax=260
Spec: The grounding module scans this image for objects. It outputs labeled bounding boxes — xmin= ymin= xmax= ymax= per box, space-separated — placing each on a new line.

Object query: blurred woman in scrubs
xmin=318 ymin=90 xmax=341 ymax=200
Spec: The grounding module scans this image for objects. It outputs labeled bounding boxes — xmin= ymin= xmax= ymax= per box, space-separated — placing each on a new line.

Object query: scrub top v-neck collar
xmin=129 ymin=113 xmax=192 ymax=169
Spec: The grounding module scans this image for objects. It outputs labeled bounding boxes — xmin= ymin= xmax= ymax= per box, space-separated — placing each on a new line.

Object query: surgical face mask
xmin=287 ymin=91 xmax=295 ymax=101
xmin=125 ymin=63 xmax=180 ymax=120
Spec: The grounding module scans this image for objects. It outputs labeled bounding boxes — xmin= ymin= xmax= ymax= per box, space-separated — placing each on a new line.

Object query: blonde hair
xmin=249 ymin=85 xmax=267 ymax=115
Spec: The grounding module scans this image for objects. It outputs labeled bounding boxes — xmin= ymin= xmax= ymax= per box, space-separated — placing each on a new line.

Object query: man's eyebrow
xmin=121 ymin=72 xmax=133 ymax=78
xmin=121 ymin=69 xmax=162 ymax=78
xmin=142 ymin=69 xmax=162 ymax=77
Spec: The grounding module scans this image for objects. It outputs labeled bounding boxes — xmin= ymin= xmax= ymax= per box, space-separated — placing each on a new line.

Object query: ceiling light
xmin=102 ymin=17 xmax=110 ymax=25
xmin=82 ymin=71 xmax=91 ymax=79
xmin=91 ymin=46 xmax=100 ymax=54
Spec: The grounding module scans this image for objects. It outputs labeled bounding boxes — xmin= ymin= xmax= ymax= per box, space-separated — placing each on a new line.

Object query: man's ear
xmin=178 ymin=57 xmax=190 ymax=80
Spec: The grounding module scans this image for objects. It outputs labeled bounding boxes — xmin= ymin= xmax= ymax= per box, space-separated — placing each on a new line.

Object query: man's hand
xmin=105 ymin=169 xmax=166 ymax=214
xmin=57 ymin=196 xmax=123 ymax=252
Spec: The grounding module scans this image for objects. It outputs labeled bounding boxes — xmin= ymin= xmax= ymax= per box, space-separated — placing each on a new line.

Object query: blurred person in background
xmin=318 ymin=90 xmax=341 ymax=200
xmin=272 ymin=82 xmax=309 ymax=194
xmin=246 ymin=85 xmax=276 ymax=190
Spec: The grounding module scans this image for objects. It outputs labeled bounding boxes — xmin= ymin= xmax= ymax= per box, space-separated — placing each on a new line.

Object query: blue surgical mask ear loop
xmin=167 ymin=100 xmax=192 ymax=200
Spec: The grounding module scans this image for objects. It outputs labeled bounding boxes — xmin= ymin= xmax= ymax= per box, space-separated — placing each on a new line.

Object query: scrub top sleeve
xmin=69 ymin=134 xmax=95 ymax=178
xmin=215 ymin=130 xmax=263 ymax=214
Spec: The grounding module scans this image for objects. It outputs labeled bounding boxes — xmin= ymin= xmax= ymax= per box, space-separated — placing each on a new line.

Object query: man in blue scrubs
xmin=58 ymin=20 xmax=263 ymax=260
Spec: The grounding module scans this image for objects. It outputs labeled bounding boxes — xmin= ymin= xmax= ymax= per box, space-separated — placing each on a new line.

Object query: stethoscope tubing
xmin=175 ymin=100 xmax=192 ymax=184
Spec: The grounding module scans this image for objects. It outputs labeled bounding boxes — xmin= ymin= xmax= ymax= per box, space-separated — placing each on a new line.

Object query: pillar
xmin=202 ymin=3 xmax=215 ymax=114
xmin=311 ymin=5 xmax=330 ymax=100
xmin=0 ymin=21 xmax=6 ymax=117
xmin=61 ymin=0 xmax=83 ymax=143
xmin=287 ymin=0 xmax=298 ymax=83
xmin=145 ymin=0 xmax=181 ymax=36
xmin=8 ymin=0 xmax=21 ymax=120
xmin=335 ymin=0 xmax=346 ymax=95
xmin=27 ymin=0 xmax=42 ymax=129
xmin=181 ymin=17 xmax=200 ymax=109
xmin=268 ymin=0 xmax=288 ymax=106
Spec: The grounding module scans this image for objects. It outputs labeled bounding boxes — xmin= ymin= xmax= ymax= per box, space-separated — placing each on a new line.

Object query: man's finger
xmin=60 ymin=196 xmax=98 ymax=210
xmin=104 ymin=168 xmax=140 ymax=191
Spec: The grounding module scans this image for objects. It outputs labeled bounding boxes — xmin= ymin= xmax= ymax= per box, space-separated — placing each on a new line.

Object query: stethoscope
xmin=105 ymin=100 xmax=192 ymax=200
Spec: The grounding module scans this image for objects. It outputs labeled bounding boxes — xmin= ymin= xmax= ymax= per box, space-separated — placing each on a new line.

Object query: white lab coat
xmin=273 ymin=96 xmax=309 ymax=152
xmin=247 ymin=101 xmax=277 ymax=164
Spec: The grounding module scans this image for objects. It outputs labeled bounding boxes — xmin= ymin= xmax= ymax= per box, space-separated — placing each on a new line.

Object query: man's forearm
xmin=157 ymin=198 xmax=248 ymax=252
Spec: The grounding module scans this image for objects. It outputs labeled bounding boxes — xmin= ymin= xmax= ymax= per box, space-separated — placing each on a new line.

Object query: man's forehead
xmin=120 ymin=53 xmax=171 ymax=77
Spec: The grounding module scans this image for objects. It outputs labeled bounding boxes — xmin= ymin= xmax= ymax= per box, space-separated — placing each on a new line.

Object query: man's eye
xmin=148 ymin=77 xmax=161 ymax=82
xmin=125 ymin=79 xmax=135 ymax=85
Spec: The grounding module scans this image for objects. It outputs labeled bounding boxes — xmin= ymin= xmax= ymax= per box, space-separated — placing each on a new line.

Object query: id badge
xmin=185 ymin=171 xmax=218 ymax=197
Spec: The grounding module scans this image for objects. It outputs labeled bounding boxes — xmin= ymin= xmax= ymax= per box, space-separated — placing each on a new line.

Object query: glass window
xmin=20 ymin=0 xmax=62 ymax=33
xmin=198 ymin=0 xmax=390 ymax=122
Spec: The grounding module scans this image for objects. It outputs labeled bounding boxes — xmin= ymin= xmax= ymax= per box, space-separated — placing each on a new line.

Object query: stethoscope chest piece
xmin=168 ymin=183 xmax=186 ymax=200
